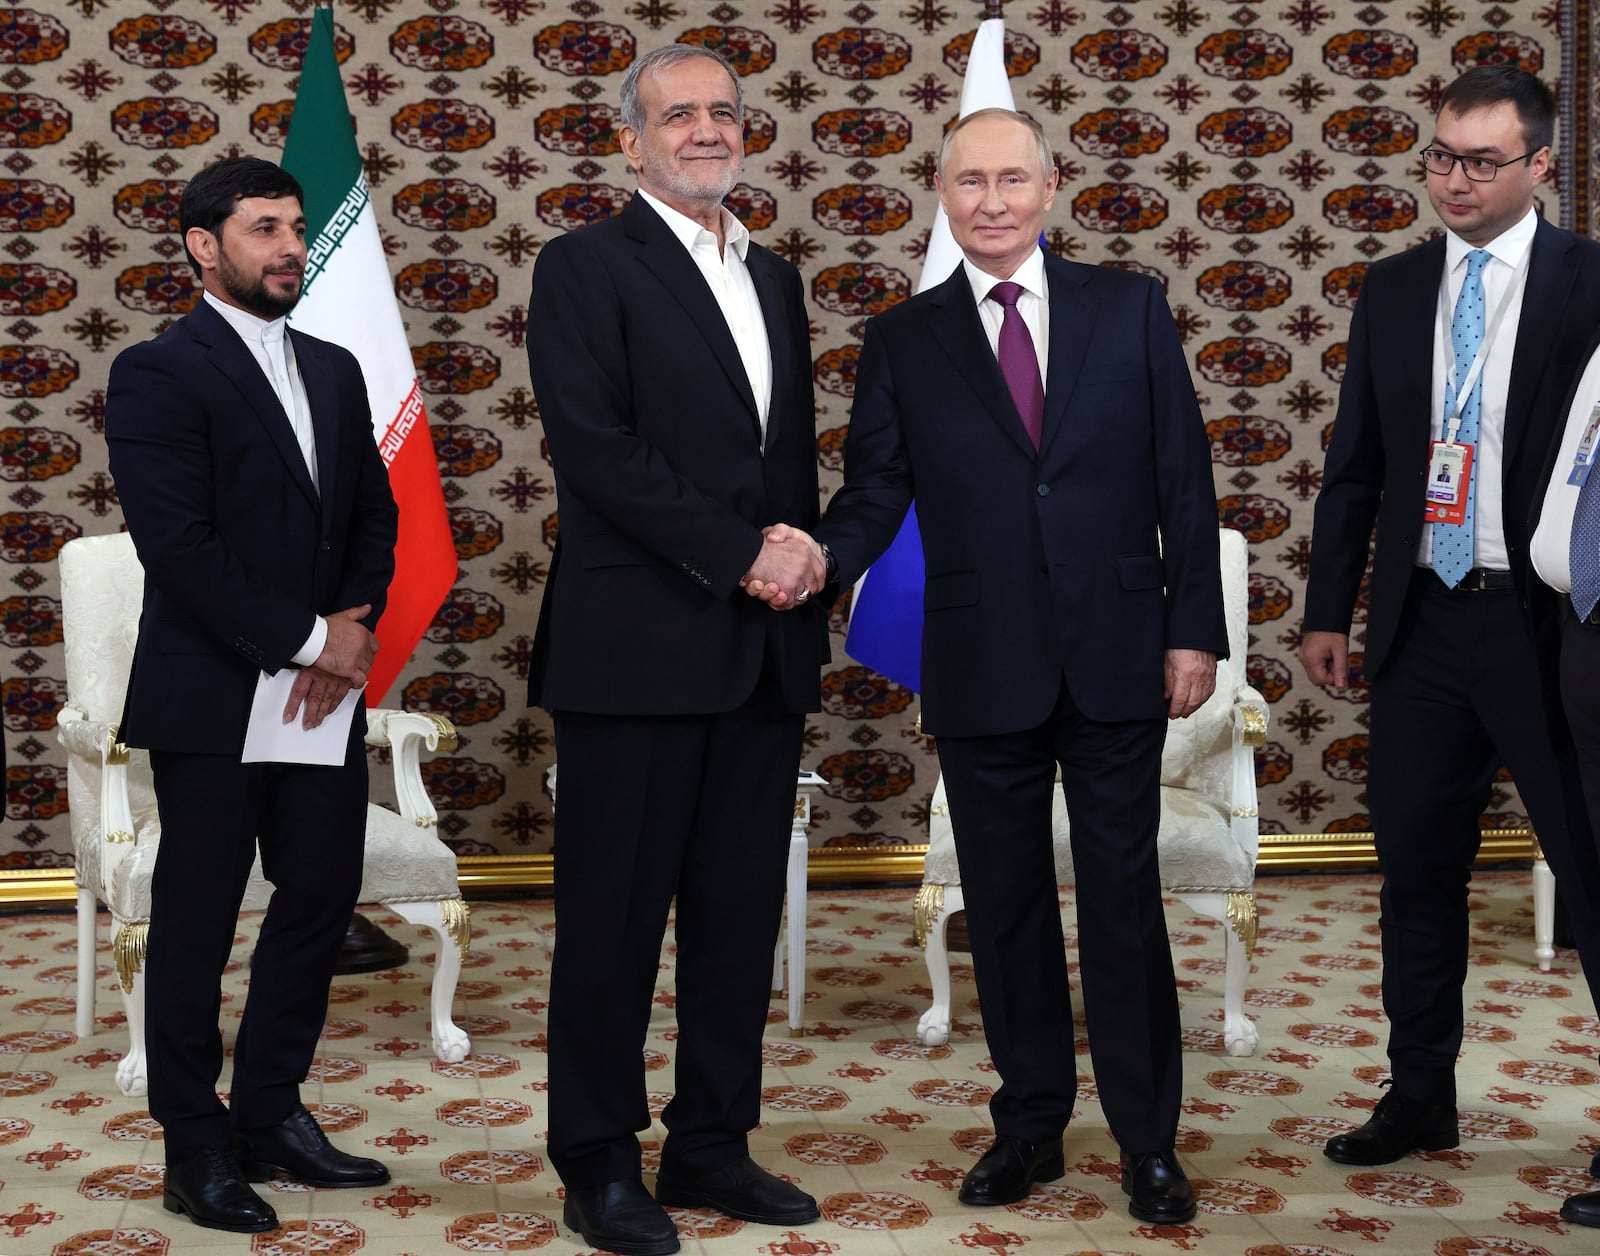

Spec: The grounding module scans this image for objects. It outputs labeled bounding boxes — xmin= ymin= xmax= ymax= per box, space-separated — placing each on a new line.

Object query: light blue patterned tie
xmin=1571 ymin=432 xmax=1600 ymax=621
xmin=1431 ymin=249 xmax=1490 ymax=589
xmin=1433 ymin=251 xmax=1491 ymax=592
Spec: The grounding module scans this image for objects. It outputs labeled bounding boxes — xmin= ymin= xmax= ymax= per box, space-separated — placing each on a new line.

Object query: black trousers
xmin=936 ymin=678 xmax=1178 ymax=1154
xmin=1367 ymin=571 xmax=1600 ymax=1102
xmin=546 ymin=682 xmax=804 ymax=1189
xmin=1560 ymin=601 xmax=1600 ymax=935
xmin=145 ymin=720 xmax=367 ymax=1165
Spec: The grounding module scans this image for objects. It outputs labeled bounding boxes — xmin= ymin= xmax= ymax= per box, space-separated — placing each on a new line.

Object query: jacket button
xmin=1036 ymin=484 xmax=1050 ymax=497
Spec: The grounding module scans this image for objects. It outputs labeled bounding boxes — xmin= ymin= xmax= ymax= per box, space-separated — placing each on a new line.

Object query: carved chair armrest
xmin=56 ymin=705 xmax=138 ymax=897
xmin=364 ymin=709 xmax=458 ymax=828
xmin=1228 ymin=685 xmax=1270 ymax=863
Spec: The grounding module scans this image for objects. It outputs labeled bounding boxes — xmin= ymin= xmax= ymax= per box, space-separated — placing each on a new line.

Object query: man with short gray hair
xmin=526 ymin=43 xmax=826 ymax=1256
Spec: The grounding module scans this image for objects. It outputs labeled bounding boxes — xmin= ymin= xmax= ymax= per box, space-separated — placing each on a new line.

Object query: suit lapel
xmin=291 ymin=329 xmax=339 ymax=521
xmin=926 ymin=268 xmax=1038 ymax=460
xmin=746 ymin=246 xmax=787 ymax=448
xmin=189 ymin=301 xmax=319 ymax=511
xmin=1038 ymin=256 xmax=1097 ymax=460
xmin=1504 ymin=217 xmax=1575 ymax=473
xmin=625 ymin=197 xmax=762 ymax=439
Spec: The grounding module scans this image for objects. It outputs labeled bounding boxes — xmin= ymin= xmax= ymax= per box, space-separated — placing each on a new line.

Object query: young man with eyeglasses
xmin=1300 ymin=66 xmax=1600 ymax=1225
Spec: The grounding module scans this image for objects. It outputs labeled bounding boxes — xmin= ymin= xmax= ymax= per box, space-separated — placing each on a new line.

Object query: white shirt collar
xmin=203 ymin=289 xmax=286 ymax=346
xmin=636 ymin=188 xmax=750 ymax=261
xmin=1445 ymin=204 xmax=1538 ymax=273
xmin=961 ymin=247 xmax=1048 ymax=307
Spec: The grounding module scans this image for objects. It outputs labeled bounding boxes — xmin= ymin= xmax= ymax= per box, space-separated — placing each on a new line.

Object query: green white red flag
xmin=282 ymin=3 xmax=456 ymax=702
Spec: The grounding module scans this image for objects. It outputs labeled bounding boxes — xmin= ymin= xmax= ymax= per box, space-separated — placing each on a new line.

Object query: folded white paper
xmin=241 ymin=668 xmax=361 ymax=765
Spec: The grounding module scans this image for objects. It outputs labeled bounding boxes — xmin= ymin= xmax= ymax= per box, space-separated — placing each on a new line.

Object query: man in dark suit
xmin=1302 ymin=68 xmax=1600 ymax=1202
xmin=105 ymin=157 xmax=398 ymax=1234
xmin=1527 ymin=333 xmax=1600 ymax=1229
xmin=525 ymin=44 xmax=828 ymax=1256
xmin=759 ymin=107 xmax=1225 ymax=1224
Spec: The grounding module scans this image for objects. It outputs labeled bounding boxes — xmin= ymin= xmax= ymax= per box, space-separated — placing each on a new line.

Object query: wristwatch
xmin=820 ymin=542 xmax=838 ymax=585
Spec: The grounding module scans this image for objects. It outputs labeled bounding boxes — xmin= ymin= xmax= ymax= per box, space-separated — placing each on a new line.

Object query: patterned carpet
xmin=2 ymin=872 xmax=1598 ymax=1255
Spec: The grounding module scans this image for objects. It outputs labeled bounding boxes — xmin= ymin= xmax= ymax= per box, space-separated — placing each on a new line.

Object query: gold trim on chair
xmin=104 ymin=830 xmax=135 ymax=844
xmin=113 ymin=920 xmax=149 ymax=993
xmin=107 ymin=725 xmax=130 ymax=766
xmin=912 ymin=882 xmax=945 ymax=950
xmin=440 ymin=896 xmax=472 ymax=954
xmin=426 ymin=714 xmax=460 ymax=753
xmin=1226 ymin=891 xmax=1258 ymax=959
xmin=1239 ymin=705 xmax=1267 ymax=748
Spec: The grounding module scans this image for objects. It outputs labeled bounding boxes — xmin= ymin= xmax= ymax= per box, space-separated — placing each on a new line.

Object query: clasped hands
xmin=741 ymin=524 xmax=825 ymax=611
xmin=282 ymin=605 xmax=379 ymax=730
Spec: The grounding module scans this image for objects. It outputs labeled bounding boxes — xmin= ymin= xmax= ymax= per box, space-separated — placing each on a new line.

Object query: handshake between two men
xmin=740 ymin=523 xmax=825 ymax=610
xmin=282 ymin=605 xmax=382 ymax=730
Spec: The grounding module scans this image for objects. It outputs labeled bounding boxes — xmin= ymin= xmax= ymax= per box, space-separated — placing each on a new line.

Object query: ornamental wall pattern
xmin=1 ymin=0 xmax=1594 ymax=868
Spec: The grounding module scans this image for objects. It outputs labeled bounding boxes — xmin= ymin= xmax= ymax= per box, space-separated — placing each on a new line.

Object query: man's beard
xmin=641 ymin=147 xmax=740 ymax=206
xmin=218 ymin=245 xmax=302 ymax=319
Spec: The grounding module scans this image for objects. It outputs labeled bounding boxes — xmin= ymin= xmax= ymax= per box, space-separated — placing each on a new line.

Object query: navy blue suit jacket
xmin=819 ymin=253 xmax=1227 ymax=735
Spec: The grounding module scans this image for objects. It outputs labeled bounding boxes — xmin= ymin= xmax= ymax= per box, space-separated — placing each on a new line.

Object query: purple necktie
xmin=989 ymin=281 xmax=1044 ymax=450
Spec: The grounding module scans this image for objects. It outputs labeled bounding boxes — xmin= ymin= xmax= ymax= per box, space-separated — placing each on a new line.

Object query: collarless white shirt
xmin=1531 ymin=342 xmax=1600 ymax=593
xmin=1416 ymin=206 xmax=1537 ymax=570
xmin=962 ymin=249 xmax=1050 ymax=388
xmin=202 ymin=290 xmax=326 ymax=665
xmin=636 ymin=188 xmax=773 ymax=447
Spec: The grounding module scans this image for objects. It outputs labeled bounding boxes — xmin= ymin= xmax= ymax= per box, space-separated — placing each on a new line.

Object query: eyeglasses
xmin=1420 ymin=146 xmax=1543 ymax=182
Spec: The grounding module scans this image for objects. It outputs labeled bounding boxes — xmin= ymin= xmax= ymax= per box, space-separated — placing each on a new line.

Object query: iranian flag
xmin=282 ymin=2 xmax=457 ymax=702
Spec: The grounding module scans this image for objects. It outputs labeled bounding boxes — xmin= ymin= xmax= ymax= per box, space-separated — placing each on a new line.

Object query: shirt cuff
xmin=290 ymin=616 xmax=327 ymax=668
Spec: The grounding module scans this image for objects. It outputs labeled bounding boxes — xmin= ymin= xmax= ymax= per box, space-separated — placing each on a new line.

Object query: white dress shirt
xmin=1531 ymin=341 xmax=1600 ymax=593
xmin=961 ymin=249 xmax=1051 ymax=388
xmin=1415 ymin=206 xmax=1536 ymax=570
xmin=203 ymin=291 xmax=326 ymax=665
xmin=636 ymin=188 xmax=773 ymax=447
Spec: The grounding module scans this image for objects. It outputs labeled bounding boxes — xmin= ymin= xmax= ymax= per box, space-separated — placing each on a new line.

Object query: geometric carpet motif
xmin=2 ymin=871 xmax=1597 ymax=1253
xmin=6 ymin=3 xmax=1595 ymax=866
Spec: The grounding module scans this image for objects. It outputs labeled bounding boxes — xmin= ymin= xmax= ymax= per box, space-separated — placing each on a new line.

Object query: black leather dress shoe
xmin=1563 ymin=1188 xmax=1600 ymax=1228
xmin=655 ymin=1156 xmax=820 ymax=1224
xmin=163 ymin=1148 xmax=278 ymax=1234
xmin=1121 ymin=1150 xmax=1196 ymax=1224
xmin=1323 ymin=1089 xmax=1458 ymax=1166
xmin=563 ymin=1179 xmax=679 ymax=1256
xmin=957 ymin=1135 xmax=1065 ymax=1206
xmin=233 ymin=1105 xmax=390 ymax=1188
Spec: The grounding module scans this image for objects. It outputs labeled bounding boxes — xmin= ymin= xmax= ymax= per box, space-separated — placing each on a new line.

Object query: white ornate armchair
xmin=913 ymin=526 xmax=1269 ymax=1057
xmin=57 ymin=531 xmax=472 ymax=1098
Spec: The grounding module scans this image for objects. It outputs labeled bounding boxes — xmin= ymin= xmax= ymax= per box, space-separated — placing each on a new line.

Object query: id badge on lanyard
xmin=1420 ymin=248 xmax=1528 ymax=527
xmin=1568 ymin=401 xmax=1600 ymax=488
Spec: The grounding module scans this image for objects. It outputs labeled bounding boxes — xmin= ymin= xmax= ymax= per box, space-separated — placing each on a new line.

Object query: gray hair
xmin=620 ymin=44 xmax=744 ymax=134
xmin=937 ymin=107 xmax=1054 ymax=182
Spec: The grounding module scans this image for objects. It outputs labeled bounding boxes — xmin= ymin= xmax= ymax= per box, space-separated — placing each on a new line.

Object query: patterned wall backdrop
xmin=0 ymin=0 xmax=1591 ymax=869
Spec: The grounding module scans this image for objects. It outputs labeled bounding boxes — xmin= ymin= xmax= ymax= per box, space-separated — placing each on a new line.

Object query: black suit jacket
xmin=1304 ymin=217 xmax=1600 ymax=679
xmin=526 ymin=196 xmax=827 ymax=717
xmin=105 ymin=298 xmax=398 ymax=752
xmin=818 ymin=253 xmax=1227 ymax=735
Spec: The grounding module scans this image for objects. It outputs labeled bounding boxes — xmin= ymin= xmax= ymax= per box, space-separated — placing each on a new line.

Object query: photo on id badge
xmin=1426 ymin=441 xmax=1470 ymax=523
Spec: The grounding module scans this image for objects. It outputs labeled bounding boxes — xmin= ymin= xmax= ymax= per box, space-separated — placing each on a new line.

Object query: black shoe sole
xmin=654 ymin=1183 xmax=821 ymax=1225
xmin=1322 ymin=1128 xmax=1459 ymax=1166
xmin=237 ymin=1160 xmax=391 ymax=1188
xmin=562 ymin=1200 xmax=680 ymax=1255
xmin=163 ymin=1190 xmax=277 ymax=1234
xmin=957 ymin=1154 xmax=1066 ymax=1206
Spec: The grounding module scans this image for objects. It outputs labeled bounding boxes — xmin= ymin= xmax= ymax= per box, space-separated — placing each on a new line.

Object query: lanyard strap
xmin=1438 ymin=247 xmax=1531 ymax=446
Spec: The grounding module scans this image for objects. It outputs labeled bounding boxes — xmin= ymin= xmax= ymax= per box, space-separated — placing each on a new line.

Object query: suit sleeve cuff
xmin=290 ymin=616 xmax=327 ymax=667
